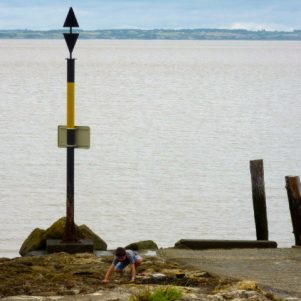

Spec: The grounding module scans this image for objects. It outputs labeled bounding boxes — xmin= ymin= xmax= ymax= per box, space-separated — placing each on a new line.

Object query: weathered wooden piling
xmin=174 ymin=239 xmax=277 ymax=249
xmin=285 ymin=176 xmax=301 ymax=246
xmin=250 ymin=159 xmax=269 ymax=240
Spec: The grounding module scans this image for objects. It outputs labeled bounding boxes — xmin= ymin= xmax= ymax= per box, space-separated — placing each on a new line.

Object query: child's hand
xmin=102 ymin=279 xmax=109 ymax=284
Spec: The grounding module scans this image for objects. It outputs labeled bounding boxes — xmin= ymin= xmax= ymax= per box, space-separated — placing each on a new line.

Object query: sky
xmin=0 ymin=0 xmax=301 ymax=31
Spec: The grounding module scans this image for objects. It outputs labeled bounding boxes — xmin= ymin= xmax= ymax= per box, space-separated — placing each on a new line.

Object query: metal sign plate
xmin=58 ymin=125 xmax=90 ymax=149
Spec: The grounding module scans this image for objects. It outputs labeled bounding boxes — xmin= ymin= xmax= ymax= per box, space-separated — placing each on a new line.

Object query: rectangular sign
xmin=58 ymin=125 xmax=90 ymax=149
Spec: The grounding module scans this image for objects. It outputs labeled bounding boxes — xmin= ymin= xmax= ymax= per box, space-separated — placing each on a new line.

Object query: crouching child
xmin=102 ymin=247 xmax=143 ymax=283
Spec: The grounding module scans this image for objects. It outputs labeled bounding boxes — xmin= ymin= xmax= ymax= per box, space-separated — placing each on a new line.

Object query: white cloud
xmin=227 ymin=22 xmax=294 ymax=32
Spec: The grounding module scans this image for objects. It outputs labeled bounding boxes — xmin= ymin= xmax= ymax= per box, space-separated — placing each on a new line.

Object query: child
xmin=102 ymin=247 xmax=143 ymax=283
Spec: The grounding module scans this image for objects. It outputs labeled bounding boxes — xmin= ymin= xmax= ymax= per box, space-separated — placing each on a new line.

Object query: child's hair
xmin=115 ymin=247 xmax=126 ymax=257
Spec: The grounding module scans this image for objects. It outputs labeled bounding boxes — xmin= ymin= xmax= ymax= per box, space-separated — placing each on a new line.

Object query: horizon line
xmin=0 ymin=28 xmax=300 ymax=33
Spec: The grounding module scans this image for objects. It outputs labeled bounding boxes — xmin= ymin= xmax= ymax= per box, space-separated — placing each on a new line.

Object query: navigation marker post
xmin=47 ymin=7 xmax=92 ymax=253
xmin=63 ymin=6 xmax=79 ymax=242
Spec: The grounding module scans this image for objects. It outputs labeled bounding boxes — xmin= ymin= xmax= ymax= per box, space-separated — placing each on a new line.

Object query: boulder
xmin=43 ymin=217 xmax=69 ymax=239
xmin=125 ymin=240 xmax=158 ymax=250
xmin=78 ymin=224 xmax=107 ymax=251
xmin=19 ymin=217 xmax=107 ymax=256
xmin=19 ymin=228 xmax=46 ymax=256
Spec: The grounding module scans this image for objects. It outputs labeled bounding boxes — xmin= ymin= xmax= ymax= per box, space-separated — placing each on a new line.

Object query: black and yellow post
xmin=47 ymin=7 xmax=92 ymax=253
xmin=63 ymin=7 xmax=79 ymax=242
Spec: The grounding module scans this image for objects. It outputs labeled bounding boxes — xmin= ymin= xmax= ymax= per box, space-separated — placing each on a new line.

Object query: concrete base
xmin=46 ymin=239 xmax=94 ymax=254
xmin=175 ymin=239 xmax=277 ymax=249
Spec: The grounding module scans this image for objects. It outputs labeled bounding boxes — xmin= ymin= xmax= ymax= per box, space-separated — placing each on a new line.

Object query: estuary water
xmin=0 ymin=40 xmax=301 ymax=258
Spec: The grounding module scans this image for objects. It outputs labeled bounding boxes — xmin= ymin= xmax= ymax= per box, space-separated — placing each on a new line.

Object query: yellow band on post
xmin=67 ymin=82 xmax=75 ymax=128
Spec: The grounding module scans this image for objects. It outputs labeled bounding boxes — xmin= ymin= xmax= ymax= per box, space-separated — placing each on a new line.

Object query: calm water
xmin=0 ymin=40 xmax=301 ymax=258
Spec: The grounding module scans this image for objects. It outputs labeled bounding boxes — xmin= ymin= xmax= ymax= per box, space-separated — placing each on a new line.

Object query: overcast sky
xmin=0 ymin=0 xmax=300 ymax=31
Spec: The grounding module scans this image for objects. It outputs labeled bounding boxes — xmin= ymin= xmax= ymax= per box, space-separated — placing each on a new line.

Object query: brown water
xmin=0 ymin=40 xmax=300 ymax=257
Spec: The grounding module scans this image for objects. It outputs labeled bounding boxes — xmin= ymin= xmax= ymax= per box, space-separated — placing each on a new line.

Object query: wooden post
xmin=285 ymin=176 xmax=301 ymax=246
xmin=250 ymin=159 xmax=268 ymax=240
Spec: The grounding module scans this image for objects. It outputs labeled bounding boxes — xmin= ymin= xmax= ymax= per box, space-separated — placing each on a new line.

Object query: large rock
xmin=19 ymin=217 xmax=107 ymax=256
xmin=78 ymin=224 xmax=107 ymax=251
xmin=19 ymin=228 xmax=46 ymax=256
xmin=125 ymin=240 xmax=158 ymax=250
xmin=43 ymin=217 xmax=68 ymax=239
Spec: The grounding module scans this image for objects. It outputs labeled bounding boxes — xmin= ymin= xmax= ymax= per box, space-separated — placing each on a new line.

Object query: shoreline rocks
xmin=19 ymin=217 xmax=107 ymax=256
xmin=19 ymin=218 xmax=159 ymax=257
xmin=0 ymin=251 xmax=279 ymax=301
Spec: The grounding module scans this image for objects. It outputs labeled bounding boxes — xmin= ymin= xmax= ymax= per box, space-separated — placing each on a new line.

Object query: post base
xmin=46 ymin=239 xmax=94 ymax=254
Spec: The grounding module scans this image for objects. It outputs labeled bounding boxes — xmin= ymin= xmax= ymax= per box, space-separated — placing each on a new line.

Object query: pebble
xmin=150 ymin=273 xmax=167 ymax=280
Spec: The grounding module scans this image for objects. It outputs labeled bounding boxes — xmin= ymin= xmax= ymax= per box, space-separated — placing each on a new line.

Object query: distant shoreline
xmin=1 ymin=28 xmax=301 ymax=40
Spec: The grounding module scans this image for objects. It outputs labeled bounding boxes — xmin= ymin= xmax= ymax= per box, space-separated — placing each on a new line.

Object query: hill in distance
xmin=0 ymin=28 xmax=301 ymax=40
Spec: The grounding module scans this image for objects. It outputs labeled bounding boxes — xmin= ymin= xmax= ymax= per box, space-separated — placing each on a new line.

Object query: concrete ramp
xmin=160 ymin=248 xmax=301 ymax=299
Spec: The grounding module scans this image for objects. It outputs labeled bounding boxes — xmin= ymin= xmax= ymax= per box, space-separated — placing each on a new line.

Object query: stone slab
xmin=46 ymin=239 xmax=94 ymax=254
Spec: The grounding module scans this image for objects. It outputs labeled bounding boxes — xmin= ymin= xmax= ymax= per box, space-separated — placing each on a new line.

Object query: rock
xmin=43 ymin=217 xmax=67 ymax=239
xmin=125 ymin=240 xmax=158 ymax=250
xmin=19 ymin=217 xmax=107 ymax=256
xmin=19 ymin=228 xmax=46 ymax=256
xmin=78 ymin=224 xmax=107 ymax=251
xmin=0 ymin=252 xmax=281 ymax=301
xmin=237 ymin=280 xmax=258 ymax=291
xmin=151 ymin=273 xmax=167 ymax=280
xmin=0 ymin=258 xmax=10 ymax=263
xmin=194 ymin=271 xmax=211 ymax=277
